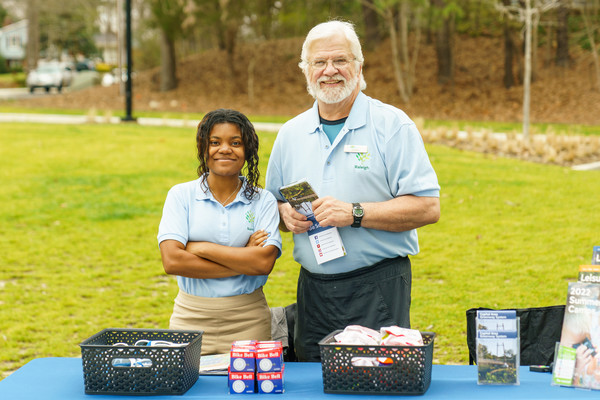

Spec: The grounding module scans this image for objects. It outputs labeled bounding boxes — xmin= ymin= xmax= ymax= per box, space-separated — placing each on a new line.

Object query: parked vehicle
xmin=76 ymin=60 xmax=95 ymax=71
xmin=101 ymin=67 xmax=135 ymax=87
xmin=26 ymin=64 xmax=74 ymax=93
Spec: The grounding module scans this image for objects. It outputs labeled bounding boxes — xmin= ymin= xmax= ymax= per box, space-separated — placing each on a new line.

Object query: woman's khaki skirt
xmin=169 ymin=287 xmax=271 ymax=355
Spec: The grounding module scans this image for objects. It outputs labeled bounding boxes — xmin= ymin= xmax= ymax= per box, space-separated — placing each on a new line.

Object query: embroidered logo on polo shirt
xmin=354 ymin=152 xmax=370 ymax=170
xmin=245 ymin=210 xmax=256 ymax=231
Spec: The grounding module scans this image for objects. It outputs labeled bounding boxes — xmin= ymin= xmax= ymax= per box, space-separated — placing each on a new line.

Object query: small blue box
xmin=257 ymin=367 xmax=285 ymax=394
xmin=228 ymin=371 xmax=255 ymax=394
xmin=230 ymin=348 xmax=256 ymax=372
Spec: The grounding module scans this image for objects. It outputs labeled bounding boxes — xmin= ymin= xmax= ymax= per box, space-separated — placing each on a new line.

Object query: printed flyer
xmin=553 ymin=282 xmax=600 ymax=390
xmin=279 ymin=179 xmax=345 ymax=264
xmin=476 ymin=310 xmax=520 ymax=385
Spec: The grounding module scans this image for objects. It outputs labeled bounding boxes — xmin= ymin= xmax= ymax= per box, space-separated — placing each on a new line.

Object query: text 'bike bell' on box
xmin=228 ymin=340 xmax=285 ymax=394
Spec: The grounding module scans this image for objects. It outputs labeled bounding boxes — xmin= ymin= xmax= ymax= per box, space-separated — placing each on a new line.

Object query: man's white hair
xmin=298 ymin=20 xmax=367 ymax=91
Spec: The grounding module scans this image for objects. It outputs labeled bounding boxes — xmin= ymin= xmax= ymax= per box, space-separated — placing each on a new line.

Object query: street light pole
xmin=122 ymin=0 xmax=136 ymax=122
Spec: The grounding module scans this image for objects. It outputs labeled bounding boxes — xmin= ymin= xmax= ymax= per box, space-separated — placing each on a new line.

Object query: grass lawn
xmin=0 ymin=121 xmax=598 ymax=379
xmin=0 ymin=105 xmax=292 ymax=124
xmin=0 ymin=73 xmax=25 ymax=88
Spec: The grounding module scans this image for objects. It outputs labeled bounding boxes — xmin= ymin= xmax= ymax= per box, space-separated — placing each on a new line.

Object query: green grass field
xmin=0 ymin=120 xmax=598 ymax=379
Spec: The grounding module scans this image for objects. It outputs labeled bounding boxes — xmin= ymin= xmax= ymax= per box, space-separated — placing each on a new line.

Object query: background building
xmin=0 ymin=19 xmax=27 ymax=69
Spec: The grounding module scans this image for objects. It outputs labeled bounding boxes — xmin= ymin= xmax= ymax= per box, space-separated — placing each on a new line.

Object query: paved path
xmin=1 ymin=112 xmax=597 ymax=170
xmin=0 ymin=112 xmax=283 ymax=132
xmin=0 ymin=88 xmax=31 ymax=100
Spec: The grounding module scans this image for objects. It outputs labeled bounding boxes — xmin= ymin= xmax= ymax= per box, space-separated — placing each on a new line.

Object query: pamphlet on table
xmin=553 ymin=281 xmax=600 ymax=389
xmin=476 ymin=309 xmax=520 ymax=385
xmin=592 ymin=246 xmax=600 ymax=265
xmin=552 ymin=246 xmax=600 ymax=390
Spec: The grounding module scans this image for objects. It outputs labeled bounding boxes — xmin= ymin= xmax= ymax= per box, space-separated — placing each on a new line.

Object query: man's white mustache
xmin=318 ymin=75 xmax=346 ymax=83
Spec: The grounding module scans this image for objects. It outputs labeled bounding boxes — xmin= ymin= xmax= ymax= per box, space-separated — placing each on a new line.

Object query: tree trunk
xmin=530 ymin=10 xmax=541 ymax=82
xmin=555 ymin=5 xmax=569 ymax=67
xmin=386 ymin=7 xmax=410 ymax=103
xmin=523 ymin=0 xmax=532 ymax=140
xmin=361 ymin=0 xmax=381 ymax=51
xmin=159 ymin=28 xmax=177 ymax=91
xmin=472 ymin=0 xmax=481 ymax=35
xmin=581 ymin=8 xmax=600 ymax=91
xmin=433 ymin=0 xmax=454 ymax=85
xmin=255 ymin=0 xmax=275 ymax=40
xmin=516 ymin=31 xmax=524 ymax=84
xmin=218 ymin=0 xmax=238 ymax=82
xmin=248 ymin=55 xmax=255 ymax=105
xmin=503 ymin=23 xmax=515 ymax=89
xmin=26 ymin=0 xmax=40 ymax=71
xmin=531 ymin=8 xmax=540 ymax=83
xmin=223 ymin=23 xmax=238 ymax=81
xmin=545 ymin=22 xmax=553 ymax=67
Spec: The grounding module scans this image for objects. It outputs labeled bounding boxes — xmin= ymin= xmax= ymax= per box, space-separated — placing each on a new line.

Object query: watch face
xmin=353 ymin=206 xmax=364 ymax=217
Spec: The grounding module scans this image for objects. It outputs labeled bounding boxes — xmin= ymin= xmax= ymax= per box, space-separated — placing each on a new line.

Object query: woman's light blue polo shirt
xmin=265 ymin=92 xmax=440 ymax=274
xmin=157 ymin=176 xmax=282 ymax=297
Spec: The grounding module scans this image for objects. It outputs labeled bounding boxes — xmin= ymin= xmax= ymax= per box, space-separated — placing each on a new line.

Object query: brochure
xmin=279 ymin=179 xmax=346 ymax=264
xmin=476 ymin=310 xmax=520 ymax=385
xmin=279 ymin=179 xmax=318 ymax=211
xmin=579 ymin=265 xmax=600 ymax=284
xmin=200 ymin=353 xmax=230 ymax=375
xmin=593 ymin=246 xmax=600 ymax=265
xmin=552 ymin=282 xmax=600 ymax=390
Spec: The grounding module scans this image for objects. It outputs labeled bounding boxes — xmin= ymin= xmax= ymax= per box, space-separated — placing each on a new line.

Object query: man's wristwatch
xmin=351 ymin=203 xmax=364 ymax=228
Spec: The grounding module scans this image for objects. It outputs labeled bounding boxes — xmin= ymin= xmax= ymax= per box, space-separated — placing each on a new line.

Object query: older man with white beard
xmin=265 ymin=20 xmax=441 ymax=362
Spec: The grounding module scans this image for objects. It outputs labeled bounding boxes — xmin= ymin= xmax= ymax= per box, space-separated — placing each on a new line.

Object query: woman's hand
xmin=246 ymin=230 xmax=269 ymax=247
xmin=185 ymin=241 xmax=208 ymax=257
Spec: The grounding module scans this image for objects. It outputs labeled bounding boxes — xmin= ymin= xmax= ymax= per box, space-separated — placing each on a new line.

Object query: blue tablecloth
xmin=0 ymin=357 xmax=597 ymax=399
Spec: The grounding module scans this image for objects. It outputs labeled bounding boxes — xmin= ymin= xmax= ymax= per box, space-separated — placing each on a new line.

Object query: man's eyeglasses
xmin=309 ymin=58 xmax=355 ymax=70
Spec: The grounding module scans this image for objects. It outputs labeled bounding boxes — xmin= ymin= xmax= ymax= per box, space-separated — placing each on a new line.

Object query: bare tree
xmin=25 ymin=0 xmax=39 ymax=71
xmin=494 ymin=0 xmax=560 ymax=140
xmin=500 ymin=0 xmax=519 ymax=88
xmin=218 ymin=0 xmax=241 ymax=80
xmin=571 ymin=0 xmax=600 ymax=91
xmin=364 ymin=0 xmax=427 ymax=103
xmin=431 ymin=0 xmax=458 ymax=85
xmin=555 ymin=3 xmax=570 ymax=67
xmin=361 ymin=0 xmax=383 ymax=50
xmin=147 ymin=0 xmax=190 ymax=91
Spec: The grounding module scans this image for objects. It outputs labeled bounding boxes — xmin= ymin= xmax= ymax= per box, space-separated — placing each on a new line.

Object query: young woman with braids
xmin=158 ymin=109 xmax=282 ymax=355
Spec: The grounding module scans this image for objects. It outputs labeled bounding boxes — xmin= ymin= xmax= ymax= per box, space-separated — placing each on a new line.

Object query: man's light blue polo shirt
xmin=157 ymin=176 xmax=282 ymax=297
xmin=265 ymin=92 xmax=440 ymax=274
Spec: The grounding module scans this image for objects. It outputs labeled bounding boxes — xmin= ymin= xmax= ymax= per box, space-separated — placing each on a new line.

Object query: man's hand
xmin=279 ymin=202 xmax=312 ymax=234
xmin=246 ymin=230 xmax=269 ymax=247
xmin=312 ymin=196 xmax=352 ymax=227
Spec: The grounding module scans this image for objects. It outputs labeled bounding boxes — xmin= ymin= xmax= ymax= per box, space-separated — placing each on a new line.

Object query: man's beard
xmin=307 ymin=73 xmax=358 ymax=104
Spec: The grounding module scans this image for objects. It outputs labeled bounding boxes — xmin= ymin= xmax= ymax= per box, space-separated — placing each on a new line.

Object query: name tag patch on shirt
xmin=344 ymin=145 xmax=368 ymax=153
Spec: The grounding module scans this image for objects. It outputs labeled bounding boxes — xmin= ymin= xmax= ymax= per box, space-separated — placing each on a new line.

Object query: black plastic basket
xmin=79 ymin=328 xmax=203 ymax=396
xmin=318 ymin=330 xmax=435 ymax=396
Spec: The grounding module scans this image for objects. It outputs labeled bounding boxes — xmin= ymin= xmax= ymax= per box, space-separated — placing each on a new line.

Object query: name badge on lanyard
xmin=344 ymin=145 xmax=368 ymax=153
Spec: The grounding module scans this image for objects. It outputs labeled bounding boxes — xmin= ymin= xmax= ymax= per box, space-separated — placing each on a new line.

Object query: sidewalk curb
xmin=2 ymin=113 xmax=597 ymax=170
xmin=0 ymin=113 xmax=283 ymax=132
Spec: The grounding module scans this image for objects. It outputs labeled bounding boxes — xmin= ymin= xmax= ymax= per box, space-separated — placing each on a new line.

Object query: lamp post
xmin=121 ymin=0 xmax=136 ymax=122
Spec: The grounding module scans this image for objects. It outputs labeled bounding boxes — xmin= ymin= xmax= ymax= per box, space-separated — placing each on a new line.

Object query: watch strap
xmin=351 ymin=202 xmax=363 ymax=228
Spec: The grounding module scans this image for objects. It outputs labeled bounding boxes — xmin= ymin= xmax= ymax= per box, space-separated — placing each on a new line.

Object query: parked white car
xmin=26 ymin=64 xmax=74 ymax=93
